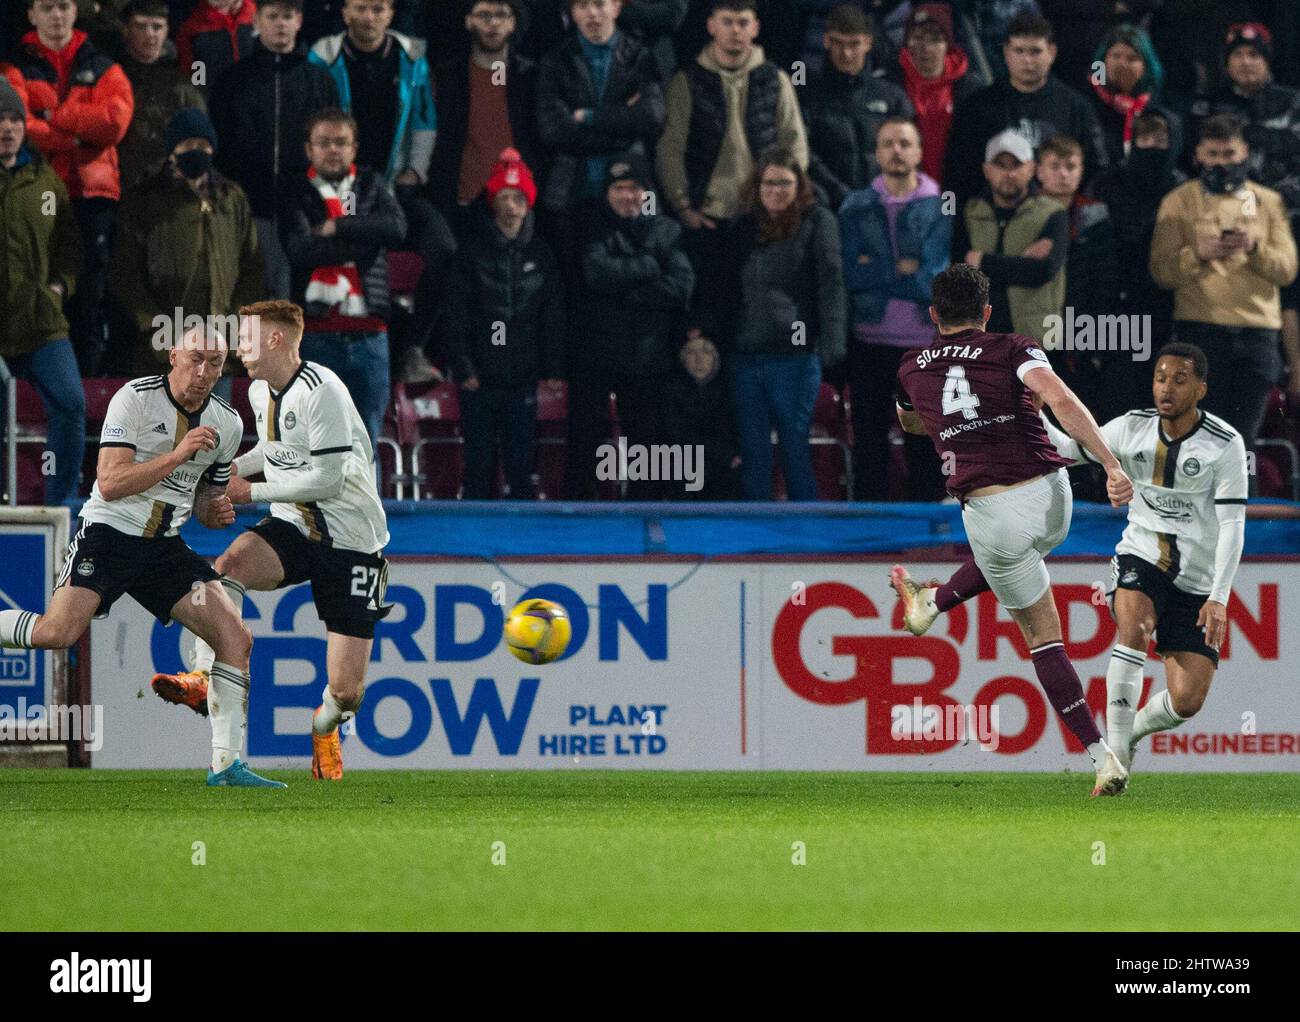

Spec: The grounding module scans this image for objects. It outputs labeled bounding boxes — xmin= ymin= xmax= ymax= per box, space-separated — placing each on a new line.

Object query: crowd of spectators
xmin=2 ymin=0 xmax=1299 ymax=504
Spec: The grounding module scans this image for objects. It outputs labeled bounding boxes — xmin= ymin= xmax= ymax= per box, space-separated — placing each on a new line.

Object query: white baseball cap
xmin=984 ymin=129 xmax=1035 ymax=164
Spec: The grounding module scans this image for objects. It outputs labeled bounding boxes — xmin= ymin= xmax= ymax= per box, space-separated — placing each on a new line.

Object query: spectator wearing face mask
xmin=1190 ymin=22 xmax=1300 ymax=402
xmin=1089 ymin=109 xmax=1186 ymax=423
xmin=1150 ymin=112 xmax=1297 ymax=460
xmin=109 ymin=107 xmax=263 ymax=375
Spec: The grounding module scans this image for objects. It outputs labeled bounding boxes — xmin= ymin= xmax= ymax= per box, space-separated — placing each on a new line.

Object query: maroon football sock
xmin=1031 ymin=641 xmax=1102 ymax=747
xmin=935 ymin=558 xmax=990 ymax=613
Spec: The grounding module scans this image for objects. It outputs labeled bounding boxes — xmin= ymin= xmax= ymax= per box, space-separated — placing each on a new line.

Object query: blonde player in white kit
xmin=1040 ymin=343 xmax=1247 ymax=783
xmin=150 ymin=302 xmax=391 ymax=780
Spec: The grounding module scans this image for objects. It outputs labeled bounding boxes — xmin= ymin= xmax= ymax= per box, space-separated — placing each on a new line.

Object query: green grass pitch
xmin=2 ymin=770 xmax=1297 ymax=931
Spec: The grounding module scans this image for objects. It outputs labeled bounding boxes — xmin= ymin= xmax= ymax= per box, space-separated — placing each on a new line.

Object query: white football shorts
xmin=961 ymin=468 xmax=1072 ymax=610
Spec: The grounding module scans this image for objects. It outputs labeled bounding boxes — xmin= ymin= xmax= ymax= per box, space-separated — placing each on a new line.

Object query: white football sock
xmin=313 ymin=686 xmax=348 ymax=736
xmin=1106 ymin=644 xmax=1145 ymax=757
xmin=0 ymin=609 xmax=39 ymax=649
xmin=208 ymin=662 xmax=250 ymax=772
xmin=1132 ymin=689 xmax=1186 ymax=745
xmin=193 ymin=577 xmax=248 ymax=675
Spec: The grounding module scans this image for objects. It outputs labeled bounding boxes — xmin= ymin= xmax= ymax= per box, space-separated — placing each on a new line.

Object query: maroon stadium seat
xmin=396 ymin=380 xmax=463 ymax=499
xmin=535 ymin=380 xmax=567 ymax=501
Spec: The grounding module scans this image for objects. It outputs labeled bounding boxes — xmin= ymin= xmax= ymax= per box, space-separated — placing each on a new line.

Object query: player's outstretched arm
xmin=95 ymin=427 xmax=219 ymax=502
xmin=1038 ymin=409 xmax=1086 ymax=464
xmin=1023 ymin=366 xmax=1132 ymax=506
xmin=248 ymin=452 xmax=346 ymax=505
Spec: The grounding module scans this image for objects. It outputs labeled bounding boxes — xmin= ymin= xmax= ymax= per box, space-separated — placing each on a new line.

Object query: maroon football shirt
xmin=895 ymin=328 xmax=1073 ymax=499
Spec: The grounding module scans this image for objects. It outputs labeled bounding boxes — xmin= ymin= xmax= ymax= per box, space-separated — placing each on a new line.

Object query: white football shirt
xmin=238 ymin=360 xmax=388 ymax=554
xmin=1047 ymin=408 xmax=1248 ymax=597
xmin=82 ymin=376 xmax=242 ymax=537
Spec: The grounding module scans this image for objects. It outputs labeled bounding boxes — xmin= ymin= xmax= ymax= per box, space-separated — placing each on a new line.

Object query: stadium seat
xmin=1256 ymin=387 xmax=1300 ymax=499
xmin=534 ymin=380 xmax=567 ymax=501
xmin=376 ymin=399 xmax=410 ymax=500
xmin=387 ymin=251 xmax=424 ymax=312
xmin=396 ymin=380 xmax=464 ymax=499
xmin=12 ymin=380 xmax=47 ymax=505
xmin=809 ymin=382 xmax=853 ymax=499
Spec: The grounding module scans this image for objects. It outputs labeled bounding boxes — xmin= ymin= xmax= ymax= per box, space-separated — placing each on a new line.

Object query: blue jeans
xmin=9 ymin=338 xmax=86 ymax=504
xmin=728 ymin=353 xmax=821 ymax=500
xmin=299 ymin=332 xmax=391 ymax=450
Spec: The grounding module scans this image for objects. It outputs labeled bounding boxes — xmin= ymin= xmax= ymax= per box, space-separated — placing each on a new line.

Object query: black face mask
xmin=1200 ymin=160 xmax=1248 ymax=194
xmin=1126 ymin=145 xmax=1172 ymax=181
xmin=174 ymin=149 xmax=213 ymax=181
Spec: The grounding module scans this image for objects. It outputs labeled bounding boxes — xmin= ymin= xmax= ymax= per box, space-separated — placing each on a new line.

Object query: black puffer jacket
xmin=617 ymin=0 xmax=688 ymax=81
xmin=536 ymin=32 xmax=665 ymax=211
xmin=280 ymin=166 xmax=407 ymax=322
xmin=208 ymin=40 xmax=339 ymax=219
xmin=577 ymin=202 xmax=695 ymax=377
xmin=441 ymin=210 xmax=565 ymax=387
xmin=719 ymin=204 xmax=846 ymax=366
xmin=801 ymin=67 xmax=913 ymax=211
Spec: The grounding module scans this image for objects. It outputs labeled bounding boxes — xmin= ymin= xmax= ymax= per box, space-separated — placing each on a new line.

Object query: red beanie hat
xmin=485 ymin=147 xmax=537 ymax=208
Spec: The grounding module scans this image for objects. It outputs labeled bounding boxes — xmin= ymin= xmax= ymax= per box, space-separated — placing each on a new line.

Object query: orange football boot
xmin=310 ymin=707 xmax=343 ymax=780
xmin=151 ymin=671 xmax=210 ymax=717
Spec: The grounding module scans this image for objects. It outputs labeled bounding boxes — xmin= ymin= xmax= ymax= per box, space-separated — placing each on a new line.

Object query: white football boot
xmin=1091 ymin=748 xmax=1130 ymax=797
xmin=890 ymin=566 xmax=941 ymax=636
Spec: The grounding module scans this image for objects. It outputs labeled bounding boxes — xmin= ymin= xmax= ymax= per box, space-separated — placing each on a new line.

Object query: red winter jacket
xmin=0 ymin=62 xmax=27 ymax=111
xmin=18 ymin=30 xmax=134 ymax=201
xmin=176 ymin=0 xmax=256 ymax=85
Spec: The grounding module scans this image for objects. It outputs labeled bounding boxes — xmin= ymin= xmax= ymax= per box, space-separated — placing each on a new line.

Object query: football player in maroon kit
xmin=891 ymin=264 xmax=1135 ymax=796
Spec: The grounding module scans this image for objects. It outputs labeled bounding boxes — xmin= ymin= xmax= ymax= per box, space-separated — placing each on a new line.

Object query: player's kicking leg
xmin=897 ymin=472 xmax=1126 ymax=796
xmin=890 ymin=558 xmax=991 ymax=635
xmin=169 ymin=580 xmax=284 ymax=788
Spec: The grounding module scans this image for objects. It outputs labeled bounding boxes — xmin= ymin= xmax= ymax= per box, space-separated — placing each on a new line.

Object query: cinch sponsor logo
xmin=149 ymin=583 xmax=667 ymax=759
xmin=771 ymin=581 xmax=1278 ymax=756
xmin=50 ymin=954 xmax=151 ymax=1002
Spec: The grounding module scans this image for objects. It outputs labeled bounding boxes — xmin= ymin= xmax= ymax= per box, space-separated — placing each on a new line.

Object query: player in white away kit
xmin=151 ymin=302 xmax=391 ymax=780
xmin=1039 ymin=343 xmax=1247 ymax=782
xmin=0 ymin=331 xmax=283 ymax=787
